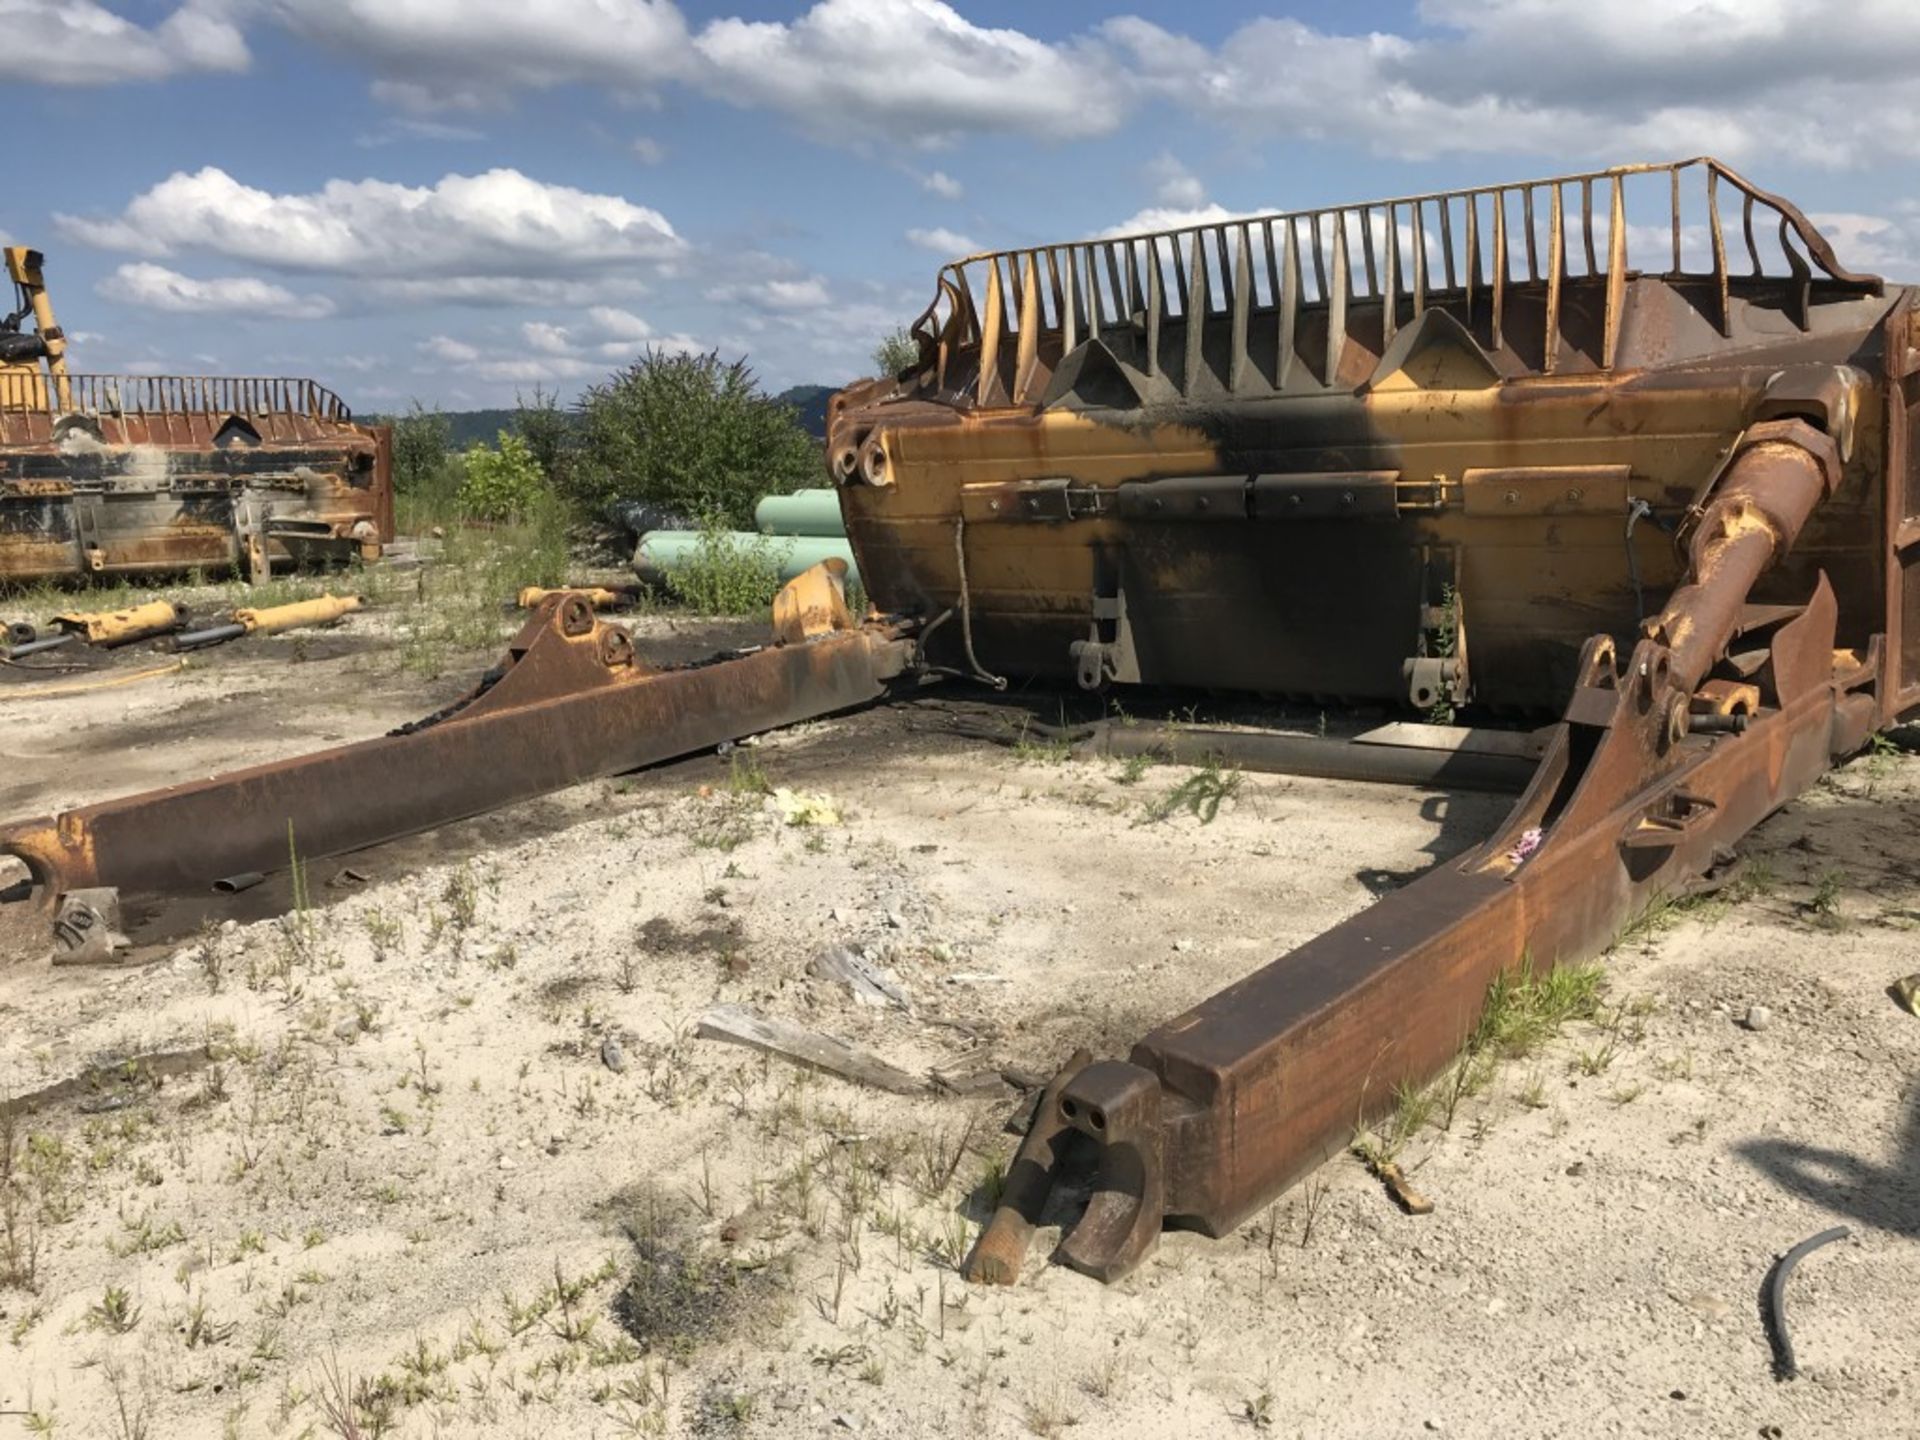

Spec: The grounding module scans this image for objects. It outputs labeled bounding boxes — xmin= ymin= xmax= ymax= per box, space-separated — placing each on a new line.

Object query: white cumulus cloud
xmin=96 ymin=262 xmax=334 ymax=319
xmin=270 ymin=0 xmax=689 ymax=113
xmin=921 ymin=170 xmax=963 ymax=200
xmin=56 ymin=167 xmax=685 ymax=287
xmin=693 ymin=0 xmax=1124 ymax=147
xmin=706 ymin=276 xmax=833 ymax=311
xmin=1099 ymin=203 xmax=1246 ymax=239
xmin=0 ymin=0 xmax=248 ymax=86
xmin=906 ymin=226 xmax=978 ymax=256
xmin=1146 ymin=153 xmax=1205 ymax=209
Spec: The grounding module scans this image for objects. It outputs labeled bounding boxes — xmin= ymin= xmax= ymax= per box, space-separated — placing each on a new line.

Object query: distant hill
xmin=443 ymin=409 xmax=521 ymax=449
xmin=370 ymin=385 xmax=835 ymax=446
xmin=772 ymin=385 xmax=833 ymax=439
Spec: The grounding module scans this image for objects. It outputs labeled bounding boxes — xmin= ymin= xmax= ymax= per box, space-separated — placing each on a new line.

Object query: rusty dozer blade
xmin=985 ymin=417 xmax=1880 ymax=1284
xmin=1 ymin=572 xmax=915 ymax=959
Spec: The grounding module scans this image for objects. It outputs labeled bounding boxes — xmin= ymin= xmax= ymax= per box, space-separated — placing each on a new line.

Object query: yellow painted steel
xmin=516 ymin=585 xmax=623 ymax=611
xmin=771 ymin=559 xmax=854 ymax=645
xmin=236 ymin=593 xmax=362 ymax=635
xmin=3 ymin=245 xmax=68 ymax=409
xmin=54 ymin=601 xmax=185 ymax=645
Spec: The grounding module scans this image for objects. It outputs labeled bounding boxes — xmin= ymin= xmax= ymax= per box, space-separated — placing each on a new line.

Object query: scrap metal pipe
xmin=635 ymin=531 xmax=861 ymax=589
xmin=53 ymin=600 xmax=185 ymax=647
xmin=1083 ymin=722 xmax=1534 ymax=793
xmin=755 ymin=489 xmax=848 ymax=537
xmin=235 ymin=593 xmax=360 ymax=636
xmin=4 ymin=633 xmax=76 ymax=659
xmin=169 ymin=623 xmax=247 ymax=652
xmin=1649 ymin=420 xmax=1839 ymax=693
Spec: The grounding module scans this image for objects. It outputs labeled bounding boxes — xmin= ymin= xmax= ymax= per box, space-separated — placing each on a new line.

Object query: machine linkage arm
xmin=1 ymin=584 xmax=915 ymax=962
xmin=969 ymin=417 xmax=1879 ymax=1284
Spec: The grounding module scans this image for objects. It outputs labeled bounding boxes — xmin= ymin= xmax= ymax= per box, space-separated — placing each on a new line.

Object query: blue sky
xmin=9 ymin=0 xmax=1919 ymax=411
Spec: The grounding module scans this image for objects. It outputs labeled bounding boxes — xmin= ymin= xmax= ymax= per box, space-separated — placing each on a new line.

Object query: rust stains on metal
xmin=822 ymin=157 xmax=1920 ymax=1281
xmin=2 ymin=248 xmax=392 ymax=585
xmin=4 ymin=155 xmax=1919 ymax=1297
xmin=0 ymin=593 xmax=914 ymax=927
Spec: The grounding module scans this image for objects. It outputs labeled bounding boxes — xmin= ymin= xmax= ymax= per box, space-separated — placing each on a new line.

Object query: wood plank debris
xmin=808 ymin=945 xmax=911 ymax=1009
xmin=696 ymin=1003 xmax=928 ymax=1094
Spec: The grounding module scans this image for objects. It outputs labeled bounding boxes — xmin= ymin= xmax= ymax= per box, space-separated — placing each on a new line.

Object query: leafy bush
xmin=513 ymin=387 xmax=576 ymax=492
xmin=457 ymin=431 xmax=547 ymax=523
xmin=871 ymin=326 xmax=919 ymax=377
xmin=392 ymin=403 xmax=450 ymax=494
xmin=567 ymin=350 xmax=819 ymax=528
xmin=664 ymin=521 xmax=792 ymax=616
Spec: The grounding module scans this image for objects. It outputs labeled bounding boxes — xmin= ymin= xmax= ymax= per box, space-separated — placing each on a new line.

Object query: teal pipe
xmin=754 ymin=489 xmax=846 ymax=537
xmin=633 ymin=530 xmax=860 ymax=590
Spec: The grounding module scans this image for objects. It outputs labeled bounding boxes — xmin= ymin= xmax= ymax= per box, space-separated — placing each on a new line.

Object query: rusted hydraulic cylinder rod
xmin=1650 ymin=421 xmax=1838 ymax=693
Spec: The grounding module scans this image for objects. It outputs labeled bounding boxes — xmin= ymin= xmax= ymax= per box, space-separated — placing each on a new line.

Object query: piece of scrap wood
xmin=1375 ymin=1160 xmax=1435 ymax=1215
xmin=929 ymin=1066 xmax=1007 ymax=1097
xmin=696 ymin=1003 xmax=927 ymax=1094
xmin=808 ymin=945 xmax=911 ymax=1009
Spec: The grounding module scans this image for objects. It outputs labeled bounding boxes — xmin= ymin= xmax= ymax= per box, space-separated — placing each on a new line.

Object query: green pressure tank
xmin=754 ymin=488 xmax=847 ymax=537
xmin=633 ymin=531 xmax=860 ymax=590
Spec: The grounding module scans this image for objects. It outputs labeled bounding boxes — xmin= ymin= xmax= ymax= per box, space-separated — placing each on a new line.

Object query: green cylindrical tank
xmin=754 ymin=488 xmax=846 ymax=537
xmin=633 ymin=531 xmax=860 ymax=590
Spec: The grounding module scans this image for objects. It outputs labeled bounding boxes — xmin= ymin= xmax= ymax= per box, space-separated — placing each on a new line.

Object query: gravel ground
xmin=1 ymin=621 xmax=1915 ymax=1440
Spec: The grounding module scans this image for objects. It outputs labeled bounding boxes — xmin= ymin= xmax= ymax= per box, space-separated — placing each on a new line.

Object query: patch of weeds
xmin=1470 ymin=963 xmax=1603 ymax=1058
xmin=360 ymin=909 xmax=404 ymax=964
xmin=1139 ymin=759 xmax=1242 ymax=825
xmin=87 ymin=1284 xmax=142 ymax=1334
xmin=664 ymin=523 xmax=788 ymax=616
xmin=724 ymin=752 xmax=771 ymax=797
xmin=1356 ymin=961 xmax=1604 ymax=1158
xmin=440 ymin=864 xmax=482 ymax=935
xmin=2 ymin=1113 xmax=43 ymax=1292
xmin=1010 ymin=722 xmax=1073 ymax=766
xmin=1572 ymin=1033 xmax=1618 ymax=1077
xmin=1242 ymin=1386 xmax=1276 ymax=1430
xmin=182 ymin=1295 xmax=235 ymax=1349
xmin=1022 ymin=1383 xmax=1080 ymax=1437
xmin=613 ymin=1215 xmax=768 ymax=1358
xmin=1803 ymin=868 xmax=1846 ymax=927
xmin=112 ymin=1210 xmax=185 ymax=1257
xmin=693 ymin=1377 xmax=759 ymax=1435
xmin=1517 ymin=1068 xmax=1548 ymax=1109
xmin=1113 ymin=751 xmax=1155 ymax=786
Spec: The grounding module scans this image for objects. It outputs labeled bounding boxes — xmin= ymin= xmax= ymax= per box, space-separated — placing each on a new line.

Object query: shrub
xmin=871 ymin=326 xmax=919 ymax=377
xmin=457 ymin=431 xmax=546 ymax=523
xmin=568 ymin=350 xmax=819 ymax=528
xmin=514 ymin=387 xmax=576 ymax=493
xmin=664 ymin=521 xmax=791 ymax=616
xmin=392 ymin=403 xmax=450 ymax=494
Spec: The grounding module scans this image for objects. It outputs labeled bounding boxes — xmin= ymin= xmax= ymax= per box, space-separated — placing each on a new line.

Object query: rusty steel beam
xmin=0 ymin=595 xmax=913 ymax=951
xmin=983 ymin=419 xmax=1878 ymax=1282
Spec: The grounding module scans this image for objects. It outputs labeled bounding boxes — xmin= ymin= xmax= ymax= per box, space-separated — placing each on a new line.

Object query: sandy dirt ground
xmin=1 ymin=610 xmax=1916 ymax=1440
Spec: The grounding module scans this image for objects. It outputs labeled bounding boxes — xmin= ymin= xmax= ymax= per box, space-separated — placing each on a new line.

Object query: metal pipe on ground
xmin=755 ymin=489 xmax=847 ymax=537
xmin=634 ymin=531 xmax=860 ymax=590
xmin=4 ymin=633 xmax=78 ymax=659
xmin=1077 ymin=722 xmax=1538 ymax=792
xmin=169 ymin=623 xmax=248 ymax=653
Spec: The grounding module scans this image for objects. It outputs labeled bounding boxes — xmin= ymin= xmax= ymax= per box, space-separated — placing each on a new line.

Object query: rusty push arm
xmin=1 ymin=591 xmax=914 ymax=947
xmin=1021 ymin=417 xmax=1874 ymax=1281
